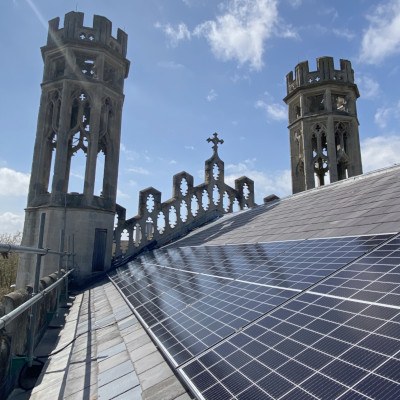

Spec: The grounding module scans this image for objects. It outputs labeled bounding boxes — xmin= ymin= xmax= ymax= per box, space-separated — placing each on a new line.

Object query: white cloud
xmin=117 ymin=189 xmax=130 ymax=200
xmin=120 ymin=143 xmax=140 ymax=161
xmin=288 ymin=0 xmax=302 ymax=8
xmin=0 ymin=212 xmax=24 ymax=234
xmin=128 ymin=167 xmax=151 ymax=175
xmin=193 ymin=0 xmax=295 ymax=70
xmin=374 ymin=101 xmax=400 ymax=128
xmin=157 ymin=61 xmax=185 ymax=69
xmin=357 ymin=75 xmax=380 ymax=99
xmin=155 ymin=22 xmax=191 ymax=46
xmin=332 ymin=28 xmax=355 ymax=40
xmin=225 ymin=161 xmax=292 ymax=200
xmin=206 ymin=89 xmax=218 ymax=102
xmin=360 ymin=0 xmax=400 ymax=64
xmin=185 ymin=145 xmax=195 ymax=150
xmin=361 ymin=135 xmax=400 ymax=171
xmin=374 ymin=107 xmax=392 ymax=128
xmin=255 ymin=100 xmax=287 ymax=121
xmin=231 ymin=72 xmax=251 ymax=83
xmin=319 ymin=6 xmax=338 ymax=21
xmin=0 ymin=168 xmax=30 ymax=196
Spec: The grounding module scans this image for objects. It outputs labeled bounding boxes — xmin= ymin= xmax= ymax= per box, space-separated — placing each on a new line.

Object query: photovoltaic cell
xmin=181 ymin=234 xmax=400 ymax=399
xmin=110 ymin=235 xmax=390 ymax=366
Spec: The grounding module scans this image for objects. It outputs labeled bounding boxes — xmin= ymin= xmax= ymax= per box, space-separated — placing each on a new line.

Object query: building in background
xmin=284 ymin=57 xmax=363 ymax=194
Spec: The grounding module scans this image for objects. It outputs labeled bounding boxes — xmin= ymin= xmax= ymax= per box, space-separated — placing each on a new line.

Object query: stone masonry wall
xmin=0 ymin=272 xmax=64 ymax=399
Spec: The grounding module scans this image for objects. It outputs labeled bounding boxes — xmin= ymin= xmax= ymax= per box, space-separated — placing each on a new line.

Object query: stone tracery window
xmin=41 ymin=90 xmax=62 ymax=193
xmin=311 ymin=123 xmax=329 ymax=186
xmin=335 ymin=121 xmax=350 ymax=180
xmin=307 ymin=94 xmax=324 ymax=113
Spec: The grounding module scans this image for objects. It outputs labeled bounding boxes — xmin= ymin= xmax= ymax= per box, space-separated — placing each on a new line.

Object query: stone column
xmin=303 ymin=125 xmax=315 ymax=190
xmin=83 ymin=87 xmax=101 ymax=202
xmin=51 ymin=82 xmax=72 ymax=202
xmin=326 ymin=115 xmax=338 ymax=183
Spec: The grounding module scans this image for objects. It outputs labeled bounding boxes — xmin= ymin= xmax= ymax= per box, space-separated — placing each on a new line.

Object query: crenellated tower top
xmin=45 ymin=11 xmax=128 ymax=59
xmin=284 ymin=56 xmax=363 ymax=194
xmin=286 ymin=56 xmax=358 ymax=97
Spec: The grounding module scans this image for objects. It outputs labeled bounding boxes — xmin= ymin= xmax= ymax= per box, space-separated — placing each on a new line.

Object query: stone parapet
xmin=113 ymin=134 xmax=255 ymax=264
xmin=0 ymin=271 xmax=65 ymax=399
xmin=286 ymin=57 xmax=355 ymax=95
xmin=45 ymin=11 xmax=128 ymax=60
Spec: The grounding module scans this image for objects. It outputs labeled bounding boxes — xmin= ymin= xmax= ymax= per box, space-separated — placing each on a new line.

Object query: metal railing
xmin=0 ymin=269 xmax=73 ymax=331
xmin=0 ymin=212 xmax=74 ymax=366
xmin=0 ymin=243 xmax=65 ymax=256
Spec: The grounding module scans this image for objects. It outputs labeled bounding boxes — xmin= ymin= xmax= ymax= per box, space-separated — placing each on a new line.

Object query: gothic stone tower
xmin=17 ymin=12 xmax=130 ymax=287
xmin=284 ymin=57 xmax=362 ymax=194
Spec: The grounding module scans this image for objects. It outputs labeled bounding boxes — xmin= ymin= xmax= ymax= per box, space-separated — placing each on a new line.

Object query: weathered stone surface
xmin=17 ymin=11 xmax=130 ymax=288
xmin=284 ymin=56 xmax=363 ymax=194
xmin=142 ymin=375 xmax=187 ymax=400
xmin=139 ymin=362 xmax=174 ymax=391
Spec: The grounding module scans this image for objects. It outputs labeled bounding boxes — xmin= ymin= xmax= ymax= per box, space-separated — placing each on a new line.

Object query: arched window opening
xmin=94 ymin=150 xmax=105 ymax=196
xmin=311 ymin=134 xmax=318 ymax=158
xmin=321 ymin=133 xmax=328 ymax=157
xmin=202 ymin=190 xmax=209 ymax=211
xmin=213 ymin=185 xmax=220 ymax=205
xmin=146 ymin=194 xmax=155 ymax=213
xmin=48 ymin=132 xmax=57 ymax=193
xmin=213 ymin=164 xmax=220 ymax=181
xmin=120 ymin=229 xmax=129 ymax=254
xmin=314 ymin=158 xmax=329 ymax=187
xmin=145 ymin=217 xmax=154 ymax=240
xmin=232 ymin=198 xmax=240 ymax=212
xmin=242 ymin=183 xmax=250 ymax=200
xmin=67 ymin=139 xmax=87 ymax=193
xmin=169 ymin=206 xmax=177 ymax=228
xmin=180 ymin=178 xmax=188 ymax=197
xmin=223 ymin=191 xmax=231 ymax=212
xmin=157 ymin=212 xmax=166 ymax=234
xmin=180 ymin=201 xmax=188 ymax=222
xmin=133 ymin=224 xmax=142 ymax=247
xmin=191 ymin=195 xmax=199 ymax=217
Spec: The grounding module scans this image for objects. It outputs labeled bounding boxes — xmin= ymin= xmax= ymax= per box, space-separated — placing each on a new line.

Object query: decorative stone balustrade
xmin=113 ymin=133 xmax=255 ymax=264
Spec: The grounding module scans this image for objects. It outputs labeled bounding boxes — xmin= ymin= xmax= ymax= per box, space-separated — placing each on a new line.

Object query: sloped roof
xmin=24 ymin=165 xmax=400 ymax=400
xmin=168 ymin=164 xmax=400 ymax=247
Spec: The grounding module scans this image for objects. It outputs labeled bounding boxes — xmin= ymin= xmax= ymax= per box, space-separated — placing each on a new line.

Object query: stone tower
xmin=17 ymin=12 xmax=130 ymax=287
xmin=284 ymin=57 xmax=362 ymax=194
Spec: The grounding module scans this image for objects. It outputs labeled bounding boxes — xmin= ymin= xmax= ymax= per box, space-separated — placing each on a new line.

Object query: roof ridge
xmin=276 ymin=163 xmax=400 ymax=204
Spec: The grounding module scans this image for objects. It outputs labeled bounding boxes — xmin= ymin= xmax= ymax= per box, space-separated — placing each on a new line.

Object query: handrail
xmin=0 ymin=269 xmax=74 ymax=330
xmin=0 ymin=243 xmax=68 ymax=257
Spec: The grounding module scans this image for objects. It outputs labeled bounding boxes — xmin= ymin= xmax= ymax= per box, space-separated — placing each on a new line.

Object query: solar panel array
xmin=109 ymin=233 xmax=400 ymax=399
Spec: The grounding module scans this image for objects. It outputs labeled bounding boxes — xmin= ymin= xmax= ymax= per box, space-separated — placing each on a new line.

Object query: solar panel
xmin=180 ymin=234 xmax=400 ymax=399
xmin=109 ymin=234 xmax=391 ymax=370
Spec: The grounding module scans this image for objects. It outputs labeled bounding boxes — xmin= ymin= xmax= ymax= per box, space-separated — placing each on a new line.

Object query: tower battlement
xmin=46 ymin=11 xmax=128 ymax=58
xmin=286 ymin=57 xmax=355 ymax=95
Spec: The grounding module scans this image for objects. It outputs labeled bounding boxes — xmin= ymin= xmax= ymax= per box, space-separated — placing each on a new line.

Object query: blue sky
xmin=1 ymin=0 xmax=400 ymax=233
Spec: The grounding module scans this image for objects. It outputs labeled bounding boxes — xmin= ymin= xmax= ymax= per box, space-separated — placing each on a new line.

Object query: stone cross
xmin=207 ymin=132 xmax=224 ymax=156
